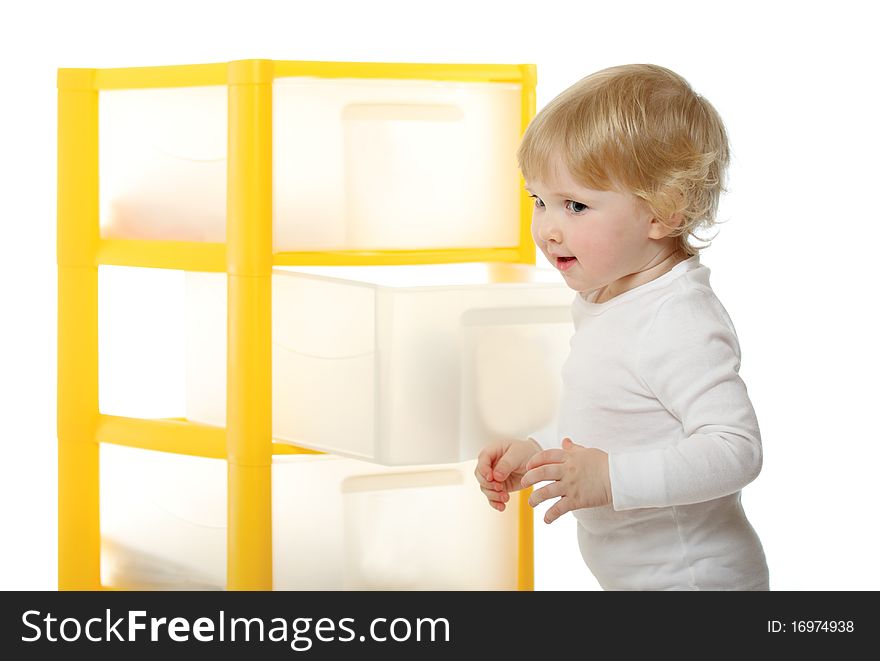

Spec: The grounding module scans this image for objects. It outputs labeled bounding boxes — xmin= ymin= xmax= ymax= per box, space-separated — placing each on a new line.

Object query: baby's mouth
xmin=555 ymin=256 xmax=578 ymax=271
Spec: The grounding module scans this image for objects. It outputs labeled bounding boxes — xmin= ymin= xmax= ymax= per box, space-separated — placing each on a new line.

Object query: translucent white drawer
xmin=186 ymin=263 xmax=573 ymax=464
xmin=99 ymin=444 xmax=520 ymax=590
xmin=99 ymin=77 xmax=522 ymax=250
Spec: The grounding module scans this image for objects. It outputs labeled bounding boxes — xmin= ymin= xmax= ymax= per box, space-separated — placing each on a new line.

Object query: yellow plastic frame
xmin=57 ymin=59 xmax=537 ymax=591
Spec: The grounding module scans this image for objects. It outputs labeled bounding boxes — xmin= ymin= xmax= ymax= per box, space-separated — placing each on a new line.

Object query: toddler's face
xmin=526 ymin=158 xmax=659 ymax=295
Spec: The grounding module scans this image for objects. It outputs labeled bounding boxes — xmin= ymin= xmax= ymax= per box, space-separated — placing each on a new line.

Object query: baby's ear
xmin=648 ymin=210 xmax=685 ymax=240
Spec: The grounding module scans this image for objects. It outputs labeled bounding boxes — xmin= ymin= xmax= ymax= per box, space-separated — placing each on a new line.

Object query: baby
xmin=475 ymin=63 xmax=769 ymax=590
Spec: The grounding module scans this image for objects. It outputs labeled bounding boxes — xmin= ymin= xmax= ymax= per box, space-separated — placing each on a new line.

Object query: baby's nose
xmin=537 ymin=219 xmax=562 ymax=243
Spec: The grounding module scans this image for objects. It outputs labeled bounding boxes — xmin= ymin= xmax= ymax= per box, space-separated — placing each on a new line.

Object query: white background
xmin=1 ymin=0 xmax=878 ymax=591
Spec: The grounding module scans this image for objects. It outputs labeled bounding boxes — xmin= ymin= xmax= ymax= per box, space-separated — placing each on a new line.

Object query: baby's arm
xmin=610 ymin=290 xmax=762 ymax=510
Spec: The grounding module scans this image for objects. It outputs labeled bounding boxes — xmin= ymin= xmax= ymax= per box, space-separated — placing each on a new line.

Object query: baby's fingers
xmin=474 ymin=462 xmax=504 ymax=491
xmin=528 ymin=481 xmax=563 ymax=508
xmin=543 ymin=496 xmax=574 ymax=524
xmin=520 ymin=463 xmax=563 ymax=489
xmin=525 ymin=448 xmax=566 ymax=471
xmin=480 ymin=486 xmax=509 ymax=511
xmin=475 ymin=453 xmax=494 ymax=484
xmin=481 ymin=485 xmax=509 ymax=503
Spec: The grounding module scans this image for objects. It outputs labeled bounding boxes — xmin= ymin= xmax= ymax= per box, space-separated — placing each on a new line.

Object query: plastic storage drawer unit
xmin=100 ymin=444 xmax=521 ymax=590
xmin=99 ymin=77 xmax=522 ymax=251
xmin=186 ymin=263 xmax=573 ymax=465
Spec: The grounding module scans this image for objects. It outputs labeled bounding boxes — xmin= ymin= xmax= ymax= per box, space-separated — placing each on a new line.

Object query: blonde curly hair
xmin=517 ymin=63 xmax=730 ymax=257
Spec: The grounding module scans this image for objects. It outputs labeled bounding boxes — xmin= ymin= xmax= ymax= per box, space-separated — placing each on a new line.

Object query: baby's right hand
xmin=474 ymin=439 xmax=541 ymax=512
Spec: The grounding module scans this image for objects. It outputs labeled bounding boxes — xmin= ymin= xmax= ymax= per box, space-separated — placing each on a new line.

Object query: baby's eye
xmin=528 ymin=194 xmax=545 ymax=209
xmin=567 ymin=201 xmax=589 ymax=213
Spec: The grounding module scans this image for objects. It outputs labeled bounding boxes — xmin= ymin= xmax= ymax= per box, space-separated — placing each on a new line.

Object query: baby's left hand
xmin=521 ymin=438 xmax=612 ymax=523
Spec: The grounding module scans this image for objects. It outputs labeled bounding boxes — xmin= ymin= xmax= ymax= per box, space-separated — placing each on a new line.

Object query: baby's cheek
xmin=577 ymin=236 xmax=614 ymax=273
xmin=530 ymin=224 xmax=549 ymax=258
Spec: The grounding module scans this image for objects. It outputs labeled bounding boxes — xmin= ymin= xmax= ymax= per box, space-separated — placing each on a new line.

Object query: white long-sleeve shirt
xmin=529 ymin=255 xmax=769 ymax=590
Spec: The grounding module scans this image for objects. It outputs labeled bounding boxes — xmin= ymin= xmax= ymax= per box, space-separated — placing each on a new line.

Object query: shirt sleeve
xmin=608 ymin=290 xmax=763 ymax=510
